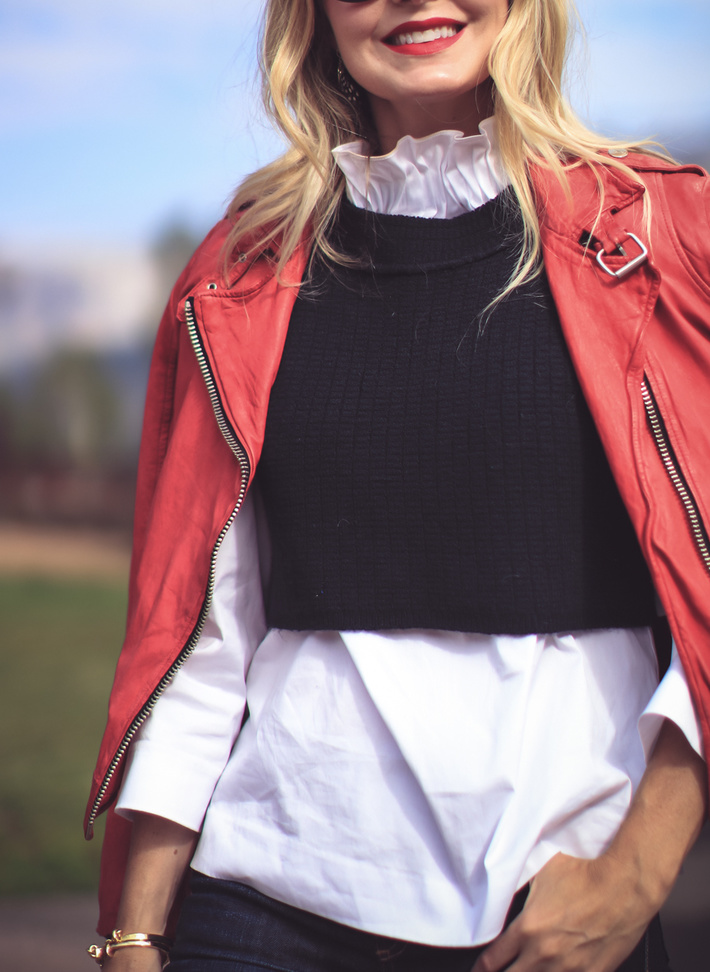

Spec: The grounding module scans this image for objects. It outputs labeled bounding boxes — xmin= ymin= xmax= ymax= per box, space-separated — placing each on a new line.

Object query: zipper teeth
xmin=86 ymin=298 xmax=251 ymax=836
xmin=185 ymin=298 xmax=250 ymax=462
xmin=641 ymin=376 xmax=710 ymax=575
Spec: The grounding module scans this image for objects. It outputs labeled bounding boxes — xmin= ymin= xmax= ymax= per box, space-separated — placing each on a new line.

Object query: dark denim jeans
xmin=168 ymin=871 xmax=670 ymax=972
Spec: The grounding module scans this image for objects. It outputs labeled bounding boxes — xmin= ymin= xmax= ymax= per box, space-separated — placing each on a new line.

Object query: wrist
xmin=605 ymin=720 xmax=707 ymax=913
xmin=601 ymin=832 xmax=671 ymax=915
xmin=88 ymin=930 xmax=172 ymax=969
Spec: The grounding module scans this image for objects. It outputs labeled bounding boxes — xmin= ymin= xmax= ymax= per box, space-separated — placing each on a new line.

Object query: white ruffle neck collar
xmin=332 ymin=117 xmax=510 ymax=220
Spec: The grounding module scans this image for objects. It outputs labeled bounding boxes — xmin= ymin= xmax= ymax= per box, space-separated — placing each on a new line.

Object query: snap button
xmin=238 ymin=252 xmax=247 ymax=263
xmin=207 ymin=282 xmax=218 ymax=290
xmin=608 ymin=148 xmax=628 ymax=159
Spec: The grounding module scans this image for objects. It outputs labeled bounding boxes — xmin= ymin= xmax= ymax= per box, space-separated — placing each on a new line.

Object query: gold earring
xmin=337 ymin=54 xmax=362 ymax=107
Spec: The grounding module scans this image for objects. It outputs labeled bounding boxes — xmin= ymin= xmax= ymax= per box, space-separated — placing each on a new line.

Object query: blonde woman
xmin=87 ymin=1 xmax=709 ymax=970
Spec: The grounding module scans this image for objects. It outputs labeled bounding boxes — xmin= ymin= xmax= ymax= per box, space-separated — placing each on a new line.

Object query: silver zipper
xmin=85 ymin=296 xmax=251 ymax=837
xmin=641 ymin=374 xmax=710 ymax=576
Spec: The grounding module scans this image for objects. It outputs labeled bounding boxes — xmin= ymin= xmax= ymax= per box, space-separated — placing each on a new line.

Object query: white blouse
xmin=117 ymin=121 xmax=703 ymax=947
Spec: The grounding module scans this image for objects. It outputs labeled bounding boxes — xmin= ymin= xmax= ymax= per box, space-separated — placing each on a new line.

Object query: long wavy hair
xmin=226 ymin=0 xmax=658 ymax=292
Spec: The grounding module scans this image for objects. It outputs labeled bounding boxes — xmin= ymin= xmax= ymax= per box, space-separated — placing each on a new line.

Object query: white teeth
xmin=390 ymin=25 xmax=459 ymax=46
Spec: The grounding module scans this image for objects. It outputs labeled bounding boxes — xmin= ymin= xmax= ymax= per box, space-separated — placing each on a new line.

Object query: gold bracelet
xmin=87 ymin=929 xmax=172 ymax=968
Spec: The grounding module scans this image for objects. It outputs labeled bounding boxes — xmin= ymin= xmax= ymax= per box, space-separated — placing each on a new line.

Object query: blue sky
xmin=2 ymin=0 xmax=709 ymax=247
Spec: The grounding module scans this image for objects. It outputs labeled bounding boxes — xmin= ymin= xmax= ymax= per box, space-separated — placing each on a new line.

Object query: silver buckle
xmin=596 ymin=232 xmax=648 ymax=279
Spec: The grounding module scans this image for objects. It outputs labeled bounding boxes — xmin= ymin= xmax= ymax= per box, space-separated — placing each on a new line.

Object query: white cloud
xmin=0 ymin=241 xmax=158 ymax=368
xmin=1 ymin=39 xmax=139 ymax=129
xmin=17 ymin=0 xmax=264 ymax=26
xmin=0 ymin=0 xmax=265 ymax=133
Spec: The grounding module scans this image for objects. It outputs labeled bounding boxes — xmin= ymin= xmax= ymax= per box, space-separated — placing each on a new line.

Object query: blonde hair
xmin=226 ymin=0 xmax=661 ymax=291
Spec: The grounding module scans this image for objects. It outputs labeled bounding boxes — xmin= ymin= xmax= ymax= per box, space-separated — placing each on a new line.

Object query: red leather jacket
xmin=86 ymin=155 xmax=710 ymax=934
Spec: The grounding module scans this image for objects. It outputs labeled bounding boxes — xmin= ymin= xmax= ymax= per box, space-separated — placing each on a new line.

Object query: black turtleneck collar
xmin=330 ymin=188 xmax=521 ymax=274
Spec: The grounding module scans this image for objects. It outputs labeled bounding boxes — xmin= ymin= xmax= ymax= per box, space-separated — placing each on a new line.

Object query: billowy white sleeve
xmin=638 ymin=640 xmax=705 ymax=762
xmin=116 ymin=490 xmax=267 ymax=831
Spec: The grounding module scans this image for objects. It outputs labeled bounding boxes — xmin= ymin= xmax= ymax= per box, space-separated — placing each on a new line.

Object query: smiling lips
xmin=383 ymin=19 xmax=464 ymax=55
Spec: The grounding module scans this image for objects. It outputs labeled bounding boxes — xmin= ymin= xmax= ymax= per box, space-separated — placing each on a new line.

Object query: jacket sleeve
xmin=115 ymin=490 xmax=267 ymax=830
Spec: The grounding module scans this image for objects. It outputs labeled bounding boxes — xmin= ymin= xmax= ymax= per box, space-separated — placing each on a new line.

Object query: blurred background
xmin=1 ymin=1 xmax=709 ymax=969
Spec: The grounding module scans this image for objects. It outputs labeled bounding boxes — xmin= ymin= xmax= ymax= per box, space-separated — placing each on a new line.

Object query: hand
xmin=470 ymin=851 xmax=652 ymax=972
xmin=472 ymin=719 xmax=707 ymax=971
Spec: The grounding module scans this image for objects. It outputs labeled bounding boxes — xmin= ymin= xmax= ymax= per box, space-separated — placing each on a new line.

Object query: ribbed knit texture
xmin=256 ymin=193 xmax=656 ymax=634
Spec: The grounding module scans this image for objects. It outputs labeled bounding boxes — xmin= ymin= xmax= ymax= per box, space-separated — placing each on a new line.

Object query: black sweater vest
xmin=256 ymin=193 xmax=656 ymax=634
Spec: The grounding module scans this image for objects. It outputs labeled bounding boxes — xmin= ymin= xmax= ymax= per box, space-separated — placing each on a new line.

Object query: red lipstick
xmin=383 ymin=18 xmax=464 ymax=56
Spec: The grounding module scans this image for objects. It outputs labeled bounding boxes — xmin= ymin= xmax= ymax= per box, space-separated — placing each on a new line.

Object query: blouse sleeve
xmin=638 ymin=640 xmax=705 ymax=762
xmin=115 ymin=489 xmax=267 ymax=831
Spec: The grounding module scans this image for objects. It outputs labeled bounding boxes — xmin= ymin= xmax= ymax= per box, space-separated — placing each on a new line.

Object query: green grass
xmin=0 ymin=577 xmax=127 ymax=894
